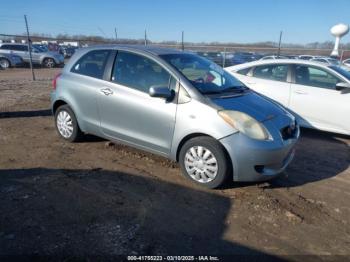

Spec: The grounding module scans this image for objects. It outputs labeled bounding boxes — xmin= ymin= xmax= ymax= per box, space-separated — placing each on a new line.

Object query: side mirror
xmin=335 ymin=82 xmax=350 ymax=91
xmin=149 ymin=86 xmax=174 ymax=99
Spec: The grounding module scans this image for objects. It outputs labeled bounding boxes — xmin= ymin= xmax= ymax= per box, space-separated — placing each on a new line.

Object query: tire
xmin=42 ymin=57 xmax=56 ymax=68
xmin=179 ymin=136 xmax=232 ymax=189
xmin=0 ymin=58 xmax=10 ymax=69
xmin=54 ymin=105 xmax=83 ymax=142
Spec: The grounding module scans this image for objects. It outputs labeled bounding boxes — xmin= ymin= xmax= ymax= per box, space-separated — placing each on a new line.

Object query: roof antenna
xmin=144 ymin=29 xmax=147 ymax=46
xmin=181 ymin=31 xmax=184 ymax=51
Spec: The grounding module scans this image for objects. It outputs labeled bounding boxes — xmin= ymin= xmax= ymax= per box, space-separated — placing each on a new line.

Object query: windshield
xmin=329 ymin=66 xmax=350 ymax=81
xmin=160 ymin=53 xmax=246 ymax=94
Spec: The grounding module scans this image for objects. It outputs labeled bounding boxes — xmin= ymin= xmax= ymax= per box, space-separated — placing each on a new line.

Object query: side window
xmin=237 ymin=67 xmax=251 ymax=75
xmin=0 ymin=45 xmax=10 ymax=50
xmin=10 ymin=45 xmax=21 ymax=51
xmin=295 ymin=65 xmax=340 ymax=89
xmin=253 ymin=64 xmax=288 ymax=82
xmin=111 ymin=51 xmax=171 ymax=93
xmin=19 ymin=45 xmax=28 ymax=51
xmin=9 ymin=45 xmax=28 ymax=51
xmin=71 ymin=50 xmax=110 ymax=79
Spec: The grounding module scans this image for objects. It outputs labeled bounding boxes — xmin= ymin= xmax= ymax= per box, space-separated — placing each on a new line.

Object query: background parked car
xmin=284 ymin=55 xmax=299 ymax=59
xmin=196 ymin=51 xmax=224 ymax=66
xmin=32 ymin=44 xmax=48 ymax=52
xmin=0 ymin=52 xmax=23 ymax=69
xmin=260 ymin=55 xmax=288 ymax=60
xmin=298 ymin=55 xmax=318 ymax=60
xmin=196 ymin=51 xmax=263 ymax=67
xmin=225 ymin=52 xmax=262 ymax=66
xmin=311 ymin=57 xmax=350 ymax=71
xmin=226 ymin=59 xmax=350 ymax=135
xmin=310 ymin=57 xmax=340 ymax=65
xmin=341 ymin=58 xmax=350 ymax=71
xmin=343 ymin=58 xmax=350 ymax=67
xmin=60 ymin=46 xmax=77 ymax=58
xmin=0 ymin=43 xmax=64 ymax=68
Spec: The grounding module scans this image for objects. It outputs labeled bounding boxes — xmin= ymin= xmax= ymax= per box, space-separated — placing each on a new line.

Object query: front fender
xmin=170 ymin=99 xmax=235 ymax=161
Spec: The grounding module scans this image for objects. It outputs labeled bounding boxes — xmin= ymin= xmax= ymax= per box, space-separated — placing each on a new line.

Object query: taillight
xmin=52 ymin=73 xmax=62 ymax=90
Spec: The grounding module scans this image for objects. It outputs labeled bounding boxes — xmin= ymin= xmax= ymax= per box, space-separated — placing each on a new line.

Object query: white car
xmin=298 ymin=55 xmax=319 ymax=60
xmin=311 ymin=57 xmax=350 ymax=72
xmin=311 ymin=57 xmax=340 ymax=65
xmin=341 ymin=58 xmax=350 ymax=71
xmin=225 ymin=59 xmax=350 ymax=135
xmin=343 ymin=58 xmax=350 ymax=67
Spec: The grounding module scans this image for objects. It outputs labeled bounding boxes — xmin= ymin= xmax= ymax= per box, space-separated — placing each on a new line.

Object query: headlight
xmin=218 ymin=110 xmax=272 ymax=141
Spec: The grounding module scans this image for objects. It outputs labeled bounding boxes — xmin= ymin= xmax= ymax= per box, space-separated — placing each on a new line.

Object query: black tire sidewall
xmin=54 ymin=105 xmax=80 ymax=142
xmin=179 ymin=137 xmax=231 ymax=189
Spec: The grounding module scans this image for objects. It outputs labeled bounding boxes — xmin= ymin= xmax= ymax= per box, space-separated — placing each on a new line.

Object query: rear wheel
xmin=179 ymin=136 xmax=231 ymax=188
xmin=54 ymin=105 xmax=83 ymax=142
xmin=0 ymin=58 xmax=10 ymax=69
xmin=42 ymin=58 xmax=56 ymax=68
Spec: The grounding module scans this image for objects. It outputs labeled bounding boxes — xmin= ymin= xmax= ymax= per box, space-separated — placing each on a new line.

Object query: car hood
xmin=210 ymin=91 xmax=287 ymax=122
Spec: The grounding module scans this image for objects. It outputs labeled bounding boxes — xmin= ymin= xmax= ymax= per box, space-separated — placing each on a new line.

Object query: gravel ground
xmin=0 ymin=68 xmax=349 ymax=261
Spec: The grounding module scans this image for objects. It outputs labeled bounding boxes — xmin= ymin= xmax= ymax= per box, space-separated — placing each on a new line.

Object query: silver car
xmin=0 ymin=52 xmax=23 ymax=68
xmin=0 ymin=43 xmax=64 ymax=68
xmin=51 ymin=45 xmax=299 ymax=188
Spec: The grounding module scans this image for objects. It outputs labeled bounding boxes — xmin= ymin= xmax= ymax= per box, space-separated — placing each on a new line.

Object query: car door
xmin=4 ymin=45 xmax=26 ymax=62
xmin=31 ymin=47 xmax=42 ymax=64
xmin=289 ymin=64 xmax=350 ymax=134
xmin=97 ymin=50 xmax=178 ymax=156
xmin=17 ymin=45 xmax=30 ymax=62
xmin=68 ymin=49 xmax=112 ymax=133
xmin=242 ymin=64 xmax=291 ymax=107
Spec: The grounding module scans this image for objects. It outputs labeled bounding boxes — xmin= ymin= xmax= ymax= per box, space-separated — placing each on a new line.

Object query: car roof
xmin=77 ymin=44 xmax=187 ymax=56
xmin=225 ymin=58 xmax=333 ymax=71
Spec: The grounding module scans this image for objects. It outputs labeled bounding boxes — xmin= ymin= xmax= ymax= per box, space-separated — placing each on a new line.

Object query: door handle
xmin=100 ymin=88 xmax=113 ymax=96
xmin=294 ymin=90 xmax=307 ymax=95
xmin=247 ymin=82 xmax=256 ymax=85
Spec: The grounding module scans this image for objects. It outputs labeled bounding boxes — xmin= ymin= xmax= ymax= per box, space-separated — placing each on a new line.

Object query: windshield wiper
xmin=221 ymin=86 xmax=248 ymax=93
xmin=200 ymin=86 xmax=248 ymax=95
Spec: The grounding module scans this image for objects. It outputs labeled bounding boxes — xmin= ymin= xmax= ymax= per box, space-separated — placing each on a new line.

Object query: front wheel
xmin=179 ymin=136 xmax=231 ymax=189
xmin=42 ymin=58 xmax=56 ymax=68
xmin=54 ymin=105 xmax=83 ymax=142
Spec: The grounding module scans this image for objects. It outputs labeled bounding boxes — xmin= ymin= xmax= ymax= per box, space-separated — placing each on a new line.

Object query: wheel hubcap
xmin=56 ymin=111 xmax=73 ymax=138
xmin=184 ymin=146 xmax=218 ymax=183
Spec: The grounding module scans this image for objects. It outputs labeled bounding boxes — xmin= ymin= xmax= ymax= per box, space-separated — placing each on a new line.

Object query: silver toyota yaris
xmin=51 ymin=45 xmax=299 ymax=188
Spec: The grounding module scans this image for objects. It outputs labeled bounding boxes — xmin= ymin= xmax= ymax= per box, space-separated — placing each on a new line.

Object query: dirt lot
xmin=0 ymin=68 xmax=349 ymax=261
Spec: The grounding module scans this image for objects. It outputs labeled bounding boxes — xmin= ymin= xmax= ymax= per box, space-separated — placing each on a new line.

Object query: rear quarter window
xmin=71 ymin=50 xmax=111 ymax=79
xmin=253 ymin=64 xmax=288 ymax=82
xmin=237 ymin=67 xmax=251 ymax=75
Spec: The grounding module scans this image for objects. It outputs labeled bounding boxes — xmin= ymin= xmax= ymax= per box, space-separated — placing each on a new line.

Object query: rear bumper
xmin=220 ymin=128 xmax=299 ymax=182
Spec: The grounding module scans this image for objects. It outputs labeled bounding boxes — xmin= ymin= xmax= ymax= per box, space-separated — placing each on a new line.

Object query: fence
xmin=1 ymin=33 xmax=350 ymax=71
